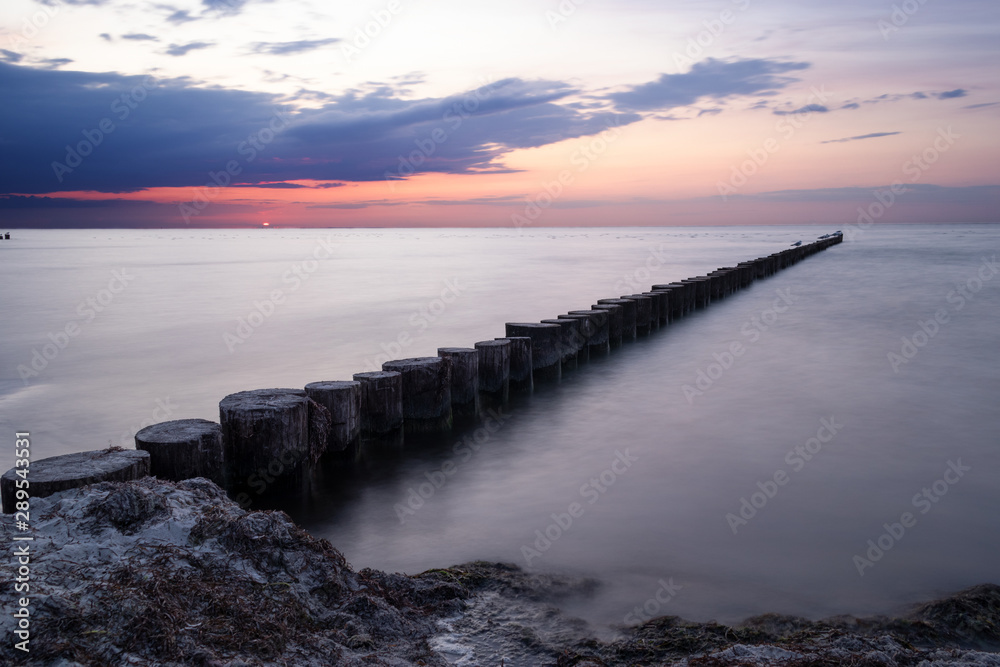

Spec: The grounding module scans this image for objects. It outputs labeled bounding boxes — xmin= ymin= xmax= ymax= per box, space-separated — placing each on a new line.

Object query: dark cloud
xmin=937 ymin=89 xmax=967 ymax=99
xmin=847 ymin=90 xmax=971 ymax=107
xmin=0 ymin=195 xmax=152 ymax=209
xmin=122 ymin=33 xmax=159 ymax=41
xmin=0 ymin=50 xmax=23 ymax=63
xmin=166 ymin=9 xmax=198 ymax=24
xmin=99 ymin=33 xmax=112 ymax=42
xmin=821 ymin=131 xmax=901 ymax=144
xmin=41 ymin=58 xmax=74 ymax=69
xmin=250 ymin=39 xmax=339 ymax=55
xmin=609 ymin=58 xmax=810 ymax=112
xmin=231 ymin=182 xmax=307 ymax=188
xmin=0 ymin=63 xmax=640 ymax=195
xmin=964 ymin=102 xmax=997 ymax=109
xmin=203 ymin=0 xmax=249 ymax=15
xmin=165 ymin=42 xmax=214 ymax=56
xmin=773 ymin=103 xmax=828 ymax=116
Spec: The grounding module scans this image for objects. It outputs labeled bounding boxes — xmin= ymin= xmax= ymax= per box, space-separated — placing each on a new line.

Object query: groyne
xmin=2 ymin=233 xmax=842 ymax=511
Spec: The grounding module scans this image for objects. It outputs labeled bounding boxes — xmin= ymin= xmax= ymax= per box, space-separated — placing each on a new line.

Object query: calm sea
xmin=2 ymin=224 xmax=998 ymax=626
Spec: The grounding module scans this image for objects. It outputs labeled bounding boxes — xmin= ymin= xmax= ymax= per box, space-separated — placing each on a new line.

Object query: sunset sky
xmin=1 ymin=0 xmax=997 ymax=228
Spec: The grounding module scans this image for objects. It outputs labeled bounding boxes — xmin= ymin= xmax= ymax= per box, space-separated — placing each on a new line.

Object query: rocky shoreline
xmin=2 ymin=478 xmax=998 ymax=666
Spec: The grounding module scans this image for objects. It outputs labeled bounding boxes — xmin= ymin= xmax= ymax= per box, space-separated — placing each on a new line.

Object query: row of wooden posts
xmin=0 ymin=233 xmax=842 ymax=511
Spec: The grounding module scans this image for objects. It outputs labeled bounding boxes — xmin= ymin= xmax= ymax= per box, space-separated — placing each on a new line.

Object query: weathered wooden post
xmin=597 ymin=298 xmax=636 ymax=340
xmin=504 ymin=323 xmax=562 ymax=381
xmin=2 ymin=449 xmax=149 ymax=513
xmin=438 ymin=347 xmax=480 ymax=419
xmin=219 ymin=388 xmax=330 ymax=490
xmin=135 ymin=419 xmax=225 ymax=485
xmin=353 ymin=371 xmax=404 ymax=442
xmin=304 ymin=381 xmax=362 ymax=454
xmin=681 ymin=279 xmax=708 ymax=308
xmin=566 ymin=309 xmax=609 ymax=354
xmin=621 ymin=294 xmax=653 ymax=334
xmin=540 ymin=318 xmax=583 ymax=369
xmin=653 ymin=284 xmax=684 ymax=319
xmin=640 ymin=291 xmax=663 ymax=329
xmin=591 ymin=303 xmax=623 ymax=348
xmin=497 ymin=336 xmax=533 ymax=391
xmin=557 ymin=313 xmax=595 ymax=361
xmin=475 ymin=339 xmax=510 ymax=405
xmin=382 ymin=357 xmax=453 ymax=432
xmin=644 ymin=291 xmax=669 ymax=325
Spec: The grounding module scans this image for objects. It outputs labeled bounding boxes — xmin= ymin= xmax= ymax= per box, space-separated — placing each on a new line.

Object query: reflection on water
xmin=2 ymin=225 xmax=998 ymax=626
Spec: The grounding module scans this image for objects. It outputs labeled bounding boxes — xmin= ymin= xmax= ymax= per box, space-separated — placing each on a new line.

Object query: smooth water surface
xmin=2 ymin=225 xmax=997 ymax=626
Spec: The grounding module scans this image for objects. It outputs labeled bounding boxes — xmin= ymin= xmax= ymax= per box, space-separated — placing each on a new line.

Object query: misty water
xmin=2 ymin=225 xmax=998 ymax=627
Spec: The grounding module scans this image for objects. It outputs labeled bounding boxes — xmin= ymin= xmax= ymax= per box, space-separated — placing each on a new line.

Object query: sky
xmin=0 ymin=0 xmax=998 ymax=228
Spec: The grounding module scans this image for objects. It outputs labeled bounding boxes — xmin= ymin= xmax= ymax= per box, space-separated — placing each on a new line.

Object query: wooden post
xmin=3 ymin=449 xmax=149 ymax=513
xmin=475 ymin=339 xmax=510 ymax=410
xmin=219 ymin=388 xmax=330 ymax=490
xmin=566 ymin=309 xmax=609 ymax=354
xmin=591 ymin=303 xmax=623 ymax=348
xmin=352 ymin=371 xmax=404 ymax=441
xmin=496 ymin=336 xmax=533 ymax=391
xmin=504 ymin=323 xmax=562 ymax=381
xmin=620 ymin=294 xmax=653 ymax=335
xmin=597 ymin=298 xmax=636 ymax=340
xmin=644 ymin=291 xmax=669 ymax=325
xmin=304 ymin=381 xmax=362 ymax=454
xmin=438 ymin=347 xmax=480 ymax=419
xmin=557 ymin=313 xmax=596 ymax=361
xmin=540 ymin=318 xmax=584 ymax=369
xmin=135 ymin=419 xmax=225 ymax=485
xmin=382 ymin=357 xmax=453 ymax=433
